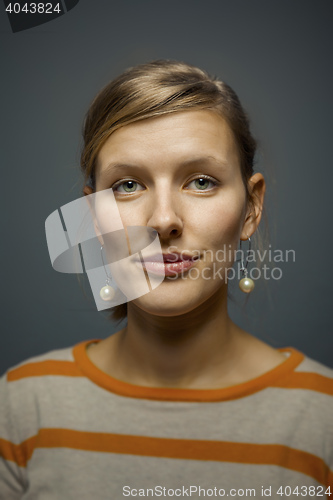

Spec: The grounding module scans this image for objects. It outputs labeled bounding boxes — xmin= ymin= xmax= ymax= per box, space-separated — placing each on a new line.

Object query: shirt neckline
xmin=73 ymin=339 xmax=304 ymax=402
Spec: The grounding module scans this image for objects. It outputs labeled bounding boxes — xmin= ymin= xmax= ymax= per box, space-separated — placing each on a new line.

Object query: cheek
xmin=186 ymin=199 xmax=244 ymax=276
xmin=107 ymin=199 xmax=147 ymax=229
xmin=188 ymin=196 xmax=245 ymax=249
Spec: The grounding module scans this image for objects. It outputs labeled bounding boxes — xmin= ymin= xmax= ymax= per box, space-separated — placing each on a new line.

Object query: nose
xmin=146 ymin=188 xmax=183 ymax=240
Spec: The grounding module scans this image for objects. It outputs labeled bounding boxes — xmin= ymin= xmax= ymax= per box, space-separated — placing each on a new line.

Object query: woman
xmin=1 ymin=60 xmax=332 ymax=499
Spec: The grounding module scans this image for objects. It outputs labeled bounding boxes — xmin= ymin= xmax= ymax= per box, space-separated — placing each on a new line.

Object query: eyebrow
xmin=101 ymin=156 xmax=230 ymax=174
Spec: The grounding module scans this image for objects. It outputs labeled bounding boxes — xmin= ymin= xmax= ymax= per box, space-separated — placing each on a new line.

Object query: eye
xmin=112 ymin=180 xmax=145 ymax=194
xmin=185 ymin=176 xmax=217 ymax=191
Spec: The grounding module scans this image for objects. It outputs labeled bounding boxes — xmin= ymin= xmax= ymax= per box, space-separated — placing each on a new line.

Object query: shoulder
xmin=268 ymin=350 xmax=333 ymax=435
xmin=0 ymin=342 xmax=79 ymax=405
xmin=0 ymin=342 xmax=93 ymax=445
xmin=5 ymin=343 xmax=76 ymax=379
xmin=0 ymin=342 xmax=86 ymax=418
xmin=295 ymin=353 xmax=333 ymax=379
xmin=4 ymin=347 xmax=75 ymax=383
xmin=276 ymin=349 xmax=333 ymax=395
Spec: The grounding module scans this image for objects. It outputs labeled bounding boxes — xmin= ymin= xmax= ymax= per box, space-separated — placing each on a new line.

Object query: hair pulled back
xmin=80 ymin=60 xmax=258 ymax=320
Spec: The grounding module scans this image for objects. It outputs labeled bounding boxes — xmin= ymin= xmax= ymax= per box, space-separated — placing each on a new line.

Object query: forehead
xmin=97 ymin=109 xmax=239 ymax=172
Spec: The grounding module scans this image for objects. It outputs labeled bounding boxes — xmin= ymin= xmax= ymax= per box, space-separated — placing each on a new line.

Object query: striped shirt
xmin=0 ymin=339 xmax=332 ymax=499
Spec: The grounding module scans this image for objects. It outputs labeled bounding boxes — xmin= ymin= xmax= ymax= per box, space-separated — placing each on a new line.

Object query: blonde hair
xmin=81 ymin=60 xmax=261 ymax=320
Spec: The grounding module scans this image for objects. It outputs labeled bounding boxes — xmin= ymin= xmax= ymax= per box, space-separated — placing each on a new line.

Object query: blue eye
xmin=113 ymin=180 xmax=144 ymax=193
xmin=186 ymin=177 xmax=217 ymax=191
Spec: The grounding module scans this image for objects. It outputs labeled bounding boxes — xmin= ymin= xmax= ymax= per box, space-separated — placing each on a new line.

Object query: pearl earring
xmin=99 ymin=245 xmax=116 ymax=301
xmin=239 ymin=235 xmax=255 ymax=293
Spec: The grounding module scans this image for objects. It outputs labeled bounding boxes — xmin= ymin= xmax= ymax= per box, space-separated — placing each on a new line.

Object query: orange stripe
xmin=7 ymin=361 xmax=82 ymax=381
xmin=0 ymin=438 xmax=21 ymax=465
xmin=272 ymin=372 xmax=333 ymax=396
xmin=0 ymin=436 xmax=37 ymax=467
xmin=2 ymin=429 xmax=332 ymax=487
xmin=73 ymin=342 xmax=308 ymax=402
xmin=7 ymin=357 xmax=333 ymax=398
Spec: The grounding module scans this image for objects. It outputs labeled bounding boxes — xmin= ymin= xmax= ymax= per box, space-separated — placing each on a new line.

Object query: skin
xmin=84 ymin=110 xmax=285 ymax=389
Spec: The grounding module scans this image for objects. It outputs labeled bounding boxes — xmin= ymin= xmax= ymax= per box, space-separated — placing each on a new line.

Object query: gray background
xmin=1 ymin=0 xmax=332 ymax=374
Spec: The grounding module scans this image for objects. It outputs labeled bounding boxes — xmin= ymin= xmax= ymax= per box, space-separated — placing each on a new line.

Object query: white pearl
xmin=99 ymin=285 xmax=115 ymax=301
xmin=239 ymin=277 xmax=255 ymax=293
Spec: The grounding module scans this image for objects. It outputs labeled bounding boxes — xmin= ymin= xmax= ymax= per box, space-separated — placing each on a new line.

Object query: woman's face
xmin=93 ymin=110 xmax=258 ymax=316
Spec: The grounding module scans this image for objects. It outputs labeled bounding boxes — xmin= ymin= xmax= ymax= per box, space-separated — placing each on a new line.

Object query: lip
xmin=139 ymin=252 xmax=199 ymax=277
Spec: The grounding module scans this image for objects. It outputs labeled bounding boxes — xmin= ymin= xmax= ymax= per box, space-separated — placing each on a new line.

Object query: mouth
xmin=140 ymin=252 xmax=199 ymax=277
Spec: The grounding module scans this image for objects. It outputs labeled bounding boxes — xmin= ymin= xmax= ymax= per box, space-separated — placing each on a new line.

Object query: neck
xmin=110 ymin=286 xmax=245 ymax=388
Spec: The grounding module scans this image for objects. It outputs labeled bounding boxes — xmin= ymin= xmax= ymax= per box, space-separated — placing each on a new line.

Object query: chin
xmin=131 ymin=281 xmax=222 ymax=318
xmin=132 ymin=296 xmax=194 ymax=317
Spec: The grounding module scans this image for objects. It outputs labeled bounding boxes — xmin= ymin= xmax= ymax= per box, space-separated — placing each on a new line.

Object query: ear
xmin=83 ymin=185 xmax=105 ymax=246
xmin=240 ymin=173 xmax=266 ymax=240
